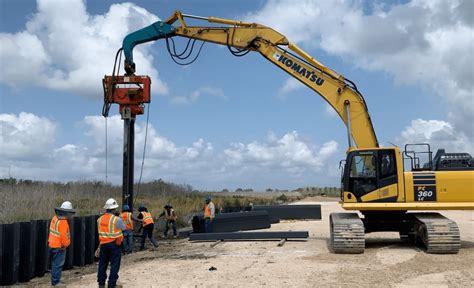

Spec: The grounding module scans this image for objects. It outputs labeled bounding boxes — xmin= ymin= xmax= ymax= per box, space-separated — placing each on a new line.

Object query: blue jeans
xmin=141 ymin=224 xmax=158 ymax=249
xmin=122 ymin=230 xmax=134 ymax=253
xmin=204 ymin=218 xmax=212 ymax=233
xmin=164 ymin=220 xmax=177 ymax=237
xmin=97 ymin=242 xmax=122 ymax=288
xmin=50 ymin=248 xmax=66 ymax=285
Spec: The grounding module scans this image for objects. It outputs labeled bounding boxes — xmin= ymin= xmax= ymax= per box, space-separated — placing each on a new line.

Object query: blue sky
xmin=1 ymin=0 xmax=472 ymax=191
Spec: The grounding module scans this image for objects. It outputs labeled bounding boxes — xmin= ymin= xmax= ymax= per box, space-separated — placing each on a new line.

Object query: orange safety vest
xmin=204 ymin=204 xmax=211 ymax=218
xmin=121 ymin=211 xmax=134 ymax=230
xmin=141 ymin=211 xmax=154 ymax=227
xmin=48 ymin=215 xmax=70 ymax=248
xmin=165 ymin=209 xmax=177 ymax=221
xmin=97 ymin=213 xmax=124 ymax=245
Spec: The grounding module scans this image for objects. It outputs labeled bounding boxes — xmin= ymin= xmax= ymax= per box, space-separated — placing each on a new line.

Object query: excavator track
xmin=330 ymin=213 xmax=365 ymax=254
xmin=412 ymin=213 xmax=460 ymax=254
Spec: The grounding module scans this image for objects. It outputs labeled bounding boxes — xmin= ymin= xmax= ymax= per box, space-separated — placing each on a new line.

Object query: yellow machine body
xmin=341 ymin=147 xmax=474 ymax=211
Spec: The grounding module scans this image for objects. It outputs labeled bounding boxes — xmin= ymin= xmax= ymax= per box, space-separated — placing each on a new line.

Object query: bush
xmin=276 ymin=194 xmax=288 ymax=202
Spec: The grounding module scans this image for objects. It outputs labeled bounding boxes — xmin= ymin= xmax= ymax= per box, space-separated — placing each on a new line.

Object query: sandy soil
xmin=30 ymin=199 xmax=474 ymax=287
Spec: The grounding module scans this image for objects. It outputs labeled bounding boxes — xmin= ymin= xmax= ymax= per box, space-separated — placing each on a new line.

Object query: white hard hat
xmin=56 ymin=201 xmax=75 ymax=213
xmin=104 ymin=198 xmax=119 ymax=210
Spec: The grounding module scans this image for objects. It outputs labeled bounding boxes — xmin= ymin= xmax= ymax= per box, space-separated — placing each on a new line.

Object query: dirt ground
xmin=30 ymin=198 xmax=474 ymax=287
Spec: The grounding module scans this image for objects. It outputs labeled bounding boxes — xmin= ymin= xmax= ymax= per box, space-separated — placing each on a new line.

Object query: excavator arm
xmin=117 ymin=11 xmax=379 ymax=149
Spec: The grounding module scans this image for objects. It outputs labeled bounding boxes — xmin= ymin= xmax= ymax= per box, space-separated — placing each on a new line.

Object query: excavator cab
xmin=341 ymin=148 xmax=398 ymax=203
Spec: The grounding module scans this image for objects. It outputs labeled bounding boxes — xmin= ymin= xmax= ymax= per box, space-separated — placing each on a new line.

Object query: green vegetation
xmin=296 ymin=186 xmax=340 ymax=198
xmin=0 ymin=178 xmax=290 ymax=226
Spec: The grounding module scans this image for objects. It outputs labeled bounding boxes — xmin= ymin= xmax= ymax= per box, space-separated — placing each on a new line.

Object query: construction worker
xmin=203 ymin=196 xmax=215 ymax=233
xmin=137 ymin=204 xmax=158 ymax=250
xmin=121 ymin=204 xmax=141 ymax=254
xmin=97 ymin=198 xmax=125 ymax=288
xmin=159 ymin=204 xmax=178 ymax=238
xmin=48 ymin=201 xmax=75 ymax=286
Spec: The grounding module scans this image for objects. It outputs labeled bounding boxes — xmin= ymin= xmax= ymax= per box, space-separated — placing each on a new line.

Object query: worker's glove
xmin=94 ymin=246 xmax=100 ymax=258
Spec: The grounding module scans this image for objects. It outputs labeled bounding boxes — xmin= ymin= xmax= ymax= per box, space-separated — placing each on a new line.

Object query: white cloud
xmin=325 ymin=104 xmax=338 ymax=118
xmin=0 ymin=0 xmax=167 ymax=98
xmin=397 ymin=119 xmax=473 ymax=153
xmin=52 ymin=144 xmax=101 ymax=178
xmin=278 ymin=78 xmax=303 ymax=96
xmin=0 ymin=112 xmax=57 ymax=160
xmin=170 ymin=86 xmax=227 ymax=105
xmin=0 ymin=112 xmax=341 ymax=189
xmin=222 ymin=133 xmax=339 ymax=188
xmin=318 ymin=140 xmax=339 ymax=160
xmin=82 ymin=115 xmax=123 ymax=157
xmin=223 ymin=131 xmax=338 ymax=171
xmin=245 ymin=0 xmax=474 ymax=142
xmin=267 ymin=131 xmax=278 ymax=143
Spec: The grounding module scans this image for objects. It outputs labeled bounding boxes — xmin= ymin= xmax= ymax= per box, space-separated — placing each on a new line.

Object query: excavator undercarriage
xmin=330 ymin=211 xmax=461 ymax=254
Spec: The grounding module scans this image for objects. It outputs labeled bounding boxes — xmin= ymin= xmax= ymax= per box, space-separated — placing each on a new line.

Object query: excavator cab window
xmin=379 ymin=151 xmax=396 ymax=178
xmin=350 ymin=153 xmax=376 ymax=178
xmin=377 ymin=149 xmax=398 ymax=190
xmin=348 ymin=152 xmax=377 ymax=198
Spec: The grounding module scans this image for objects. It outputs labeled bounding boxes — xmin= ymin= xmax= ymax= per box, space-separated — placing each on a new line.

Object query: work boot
xmin=151 ymin=239 xmax=158 ymax=247
xmin=98 ymin=285 xmax=105 ymax=288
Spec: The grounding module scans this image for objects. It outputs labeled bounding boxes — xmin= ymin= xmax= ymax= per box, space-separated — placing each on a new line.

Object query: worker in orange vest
xmin=97 ymin=198 xmax=125 ymax=288
xmin=121 ymin=204 xmax=141 ymax=254
xmin=137 ymin=203 xmax=158 ymax=250
xmin=48 ymin=201 xmax=75 ymax=286
xmin=203 ymin=196 xmax=215 ymax=233
xmin=159 ymin=204 xmax=178 ymax=238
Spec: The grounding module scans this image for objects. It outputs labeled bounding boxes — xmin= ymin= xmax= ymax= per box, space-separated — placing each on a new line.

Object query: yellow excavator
xmin=103 ymin=11 xmax=474 ymax=254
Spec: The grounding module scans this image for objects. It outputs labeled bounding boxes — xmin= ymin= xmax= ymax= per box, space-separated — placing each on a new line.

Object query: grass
xmin=0 ymin=178 xmax=302 ymax=227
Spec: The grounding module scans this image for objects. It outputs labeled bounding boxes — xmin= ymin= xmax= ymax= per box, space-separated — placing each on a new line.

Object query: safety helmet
xmin=164 ymin=204 xmax=172 ymax=209
xmin=104 ymin=198 xmax=119 ymax=210
xmin=122 ymin=204 xmax=130 ymax=211
xmin=138 ymin=203 xmax=147 ymax=212
xmin=56 ymin=201 xmax=76 ymax=213
xmin=205 ymin=196 xmax=211 ymax=202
